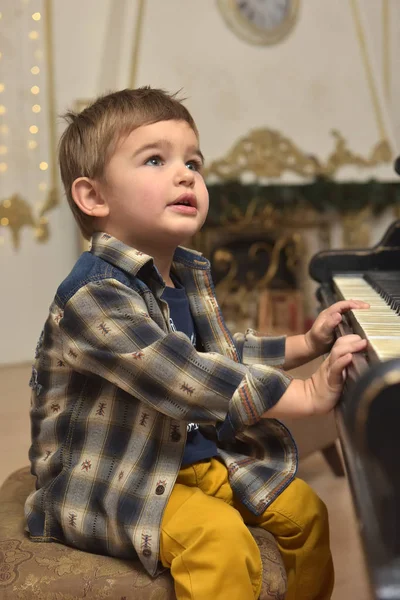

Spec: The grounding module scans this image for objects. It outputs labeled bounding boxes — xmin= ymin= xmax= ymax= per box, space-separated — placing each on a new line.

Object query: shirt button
xmin=143 ymin=548 xmax=152 ymax=558
xmin=155 ymin=484 xmax=165 ymax=495
xmin=171 ymin=431 xmax=181 ymax=442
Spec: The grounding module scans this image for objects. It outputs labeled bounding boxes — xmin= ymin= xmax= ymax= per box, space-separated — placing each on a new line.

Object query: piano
xmin=309 ymin=219 xmax=400 ymax=600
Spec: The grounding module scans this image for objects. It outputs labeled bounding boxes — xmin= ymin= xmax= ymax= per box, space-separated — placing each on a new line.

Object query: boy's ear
xmin=71 ymin=177 xmax=109 ymax=217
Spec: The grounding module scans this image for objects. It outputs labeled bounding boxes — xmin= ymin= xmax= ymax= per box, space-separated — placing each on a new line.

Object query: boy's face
xmin=97 ymin=119 xmax=209 ymax=250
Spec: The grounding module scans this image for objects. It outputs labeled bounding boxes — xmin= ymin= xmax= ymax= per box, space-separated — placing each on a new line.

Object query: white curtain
xmin=0 ymin=0 xmax=56 ymax=250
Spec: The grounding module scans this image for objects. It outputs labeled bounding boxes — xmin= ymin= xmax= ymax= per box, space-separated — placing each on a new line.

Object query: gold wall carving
xmin=209 ymin=233 xmax=304 ymax=334
xmin=340 ymin=205 xmax=373 ymax=249
xmin=193 ymin=202 xmax=331 ymax=261
xmin=1 ymin=0 xmax=60 ymax=249
xmin=204 ymin=128 xmax=392 ymax=181
xmin=392 ymin=203 xmax=400 ymax=220
xmin=0 ymin=189 xmax=57 ymax=248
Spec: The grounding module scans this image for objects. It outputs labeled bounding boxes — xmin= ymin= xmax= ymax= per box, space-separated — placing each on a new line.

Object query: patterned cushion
xmin=0 ymin=467 xmax=287 ymax=599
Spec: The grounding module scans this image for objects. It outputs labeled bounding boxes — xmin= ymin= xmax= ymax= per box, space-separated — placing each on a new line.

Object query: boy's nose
xmin=175 ymin=164 xmax=195 ymax=186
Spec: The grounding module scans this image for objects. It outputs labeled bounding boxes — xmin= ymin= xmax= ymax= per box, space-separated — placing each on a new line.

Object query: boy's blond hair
xmin=59 ymin=87 xmax=199 ymax=239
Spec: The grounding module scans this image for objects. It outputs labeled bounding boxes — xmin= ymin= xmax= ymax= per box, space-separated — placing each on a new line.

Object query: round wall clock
xmin=217 ymin=0 xmax=300 ymax=46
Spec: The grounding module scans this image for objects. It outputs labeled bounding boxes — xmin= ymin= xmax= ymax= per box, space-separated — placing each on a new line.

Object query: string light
xmin=28 ymin=3 xmax=49 ymax=243
xmin=1 ymin=199 xmax=10 ymax=236
xmin=0 ymin=3 xmax=52 ymax=247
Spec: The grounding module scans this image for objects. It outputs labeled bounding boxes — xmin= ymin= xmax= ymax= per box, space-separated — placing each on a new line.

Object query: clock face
xmin=217 ymin=0 xmax=299 ymax=45
xmin=235 ymin=0 xmax=291 ymax=32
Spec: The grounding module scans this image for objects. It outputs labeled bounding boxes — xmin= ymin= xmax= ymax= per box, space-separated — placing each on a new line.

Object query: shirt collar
xmin=90 ymin=232 xmax=210 ymax=279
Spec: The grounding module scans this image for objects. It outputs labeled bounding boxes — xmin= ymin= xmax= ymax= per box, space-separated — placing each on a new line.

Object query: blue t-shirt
xmin=161 ymin=279 xmax=218 ymax=466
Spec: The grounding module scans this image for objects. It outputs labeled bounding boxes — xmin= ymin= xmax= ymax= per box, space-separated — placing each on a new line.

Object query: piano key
xmin=333 ymin=274 xmax=400 ymax=361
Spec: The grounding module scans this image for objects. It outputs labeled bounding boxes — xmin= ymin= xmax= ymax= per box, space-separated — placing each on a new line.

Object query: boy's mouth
xmin=168 ymin=193 xmax=198 ymax=215
xmin=169 ymin=193 xmax=197 ymax=209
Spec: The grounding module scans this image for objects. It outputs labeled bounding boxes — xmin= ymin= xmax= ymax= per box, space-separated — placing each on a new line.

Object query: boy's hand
xmin=304 ymin=300 xmax=369 ymax=358
xmin=262 ymin=334 xmax=367 ymax=419
xmin=305 ymin=334 xmax=368 ymax=414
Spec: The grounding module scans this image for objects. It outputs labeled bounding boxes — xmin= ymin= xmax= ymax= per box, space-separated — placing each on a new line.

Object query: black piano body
xmin=309 ymin=220 xmax=400 ymax=600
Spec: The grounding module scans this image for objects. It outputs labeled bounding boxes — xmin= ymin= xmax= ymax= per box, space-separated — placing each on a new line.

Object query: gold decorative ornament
xmin=203 ymin=128 xmax=392 ymax=180
xmin=216 ymin=0 xmax=299 ymax=46
xmin=340 ymin=205 xmax=372 ymax=249
xmin=211 ymin=232 xmax=304 ymax=333
xmin=0 ymin=189 xmax=56 ymax=248
xmin=393 ymin=204 xmax=400 ymax=220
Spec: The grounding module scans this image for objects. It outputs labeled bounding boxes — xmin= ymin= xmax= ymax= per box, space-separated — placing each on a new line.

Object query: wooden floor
xmin=0 ymin=363 xmax=373 ymax=599
xmin=298 ymin=452 xmax=372 ymax=600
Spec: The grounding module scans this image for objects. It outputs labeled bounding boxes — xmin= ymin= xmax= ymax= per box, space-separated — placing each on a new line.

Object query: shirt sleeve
xmin=59 ymin=279 xmax=291 ymax=441
xmin=233 ymin=329 xmax=287 ymax=368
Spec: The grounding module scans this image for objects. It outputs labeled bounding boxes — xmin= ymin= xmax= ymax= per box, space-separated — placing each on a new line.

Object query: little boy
xmin=25 ymin=87 xmax=368 ymax=600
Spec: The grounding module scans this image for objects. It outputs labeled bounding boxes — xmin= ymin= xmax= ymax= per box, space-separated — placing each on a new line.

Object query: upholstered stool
xmin=0 ymin=467 xmax=287 ymax=599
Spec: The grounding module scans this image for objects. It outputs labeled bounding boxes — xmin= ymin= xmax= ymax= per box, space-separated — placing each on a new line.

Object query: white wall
xmin=1 ymin=0 xmax=398 ymax=365
xmin=386 ymin=2 xmax=400 ymax=149
xmin=53 ymin=0 xmax=398 ymax=178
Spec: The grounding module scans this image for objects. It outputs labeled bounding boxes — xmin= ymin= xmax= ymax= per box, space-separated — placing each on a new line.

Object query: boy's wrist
xmin=304 ymin=330 xmax=321 ymax=360
xmin=303 ymin=376 xmax=318 ymax=416
xmin=262 ymin=378 xmax=314 ymax=419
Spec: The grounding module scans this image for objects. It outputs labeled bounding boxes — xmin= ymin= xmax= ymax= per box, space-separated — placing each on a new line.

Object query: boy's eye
xmin=145 ymin=155 xmax=163 ymax=166
xmin=186 ymin=160 xmax=202 ymax=172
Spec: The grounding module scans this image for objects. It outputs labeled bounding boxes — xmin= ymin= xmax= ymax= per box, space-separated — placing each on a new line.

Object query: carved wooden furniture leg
xmin=321 ymin=442 xmax=345 ymax=477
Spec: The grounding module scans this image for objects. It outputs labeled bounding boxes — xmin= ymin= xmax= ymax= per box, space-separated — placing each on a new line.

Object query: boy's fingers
xmin=331 ymin=338 xmax=367 ymax=361
xmin=331 ymin=300 xmax=370 ymax=314
xmin=347 ymin=299 xmax=370 ymax=308
xmin=320 ymin=312 xmax=342 ymax=335
xmin=348 ymin=298 xmax=370 ymax=307
xmin=330 ymin=312 xmax=342 ymax=326
xmin=333 ymin=334 xmax=365 ymax=347
xmin=329 ymin=353 xmax=353 ymax=385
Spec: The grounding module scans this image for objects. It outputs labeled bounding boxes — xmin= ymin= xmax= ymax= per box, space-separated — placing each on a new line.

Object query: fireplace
xmin=192 ymin=224 xmax=306 ymax=335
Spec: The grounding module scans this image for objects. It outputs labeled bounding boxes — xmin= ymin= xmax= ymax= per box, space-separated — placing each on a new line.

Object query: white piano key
xmin=333 ymin=274 xmax=400 ymax=361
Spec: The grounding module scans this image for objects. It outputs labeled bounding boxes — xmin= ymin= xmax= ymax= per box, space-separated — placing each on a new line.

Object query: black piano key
xmin=364 ymin=272 xmax=400 ymax=313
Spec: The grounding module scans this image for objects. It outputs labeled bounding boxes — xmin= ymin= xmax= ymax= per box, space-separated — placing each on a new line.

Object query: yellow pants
xmin=160 ymin=458 xmax=334 ymax=600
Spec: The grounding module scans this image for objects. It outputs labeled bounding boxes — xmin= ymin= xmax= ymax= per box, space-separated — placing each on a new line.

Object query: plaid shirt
xmin=25 ymin=232 xmax=297 ymax=576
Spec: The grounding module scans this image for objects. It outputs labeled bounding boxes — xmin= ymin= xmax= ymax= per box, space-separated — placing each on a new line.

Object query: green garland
xmin=206 ymin=177 xmax=400 ymax=227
